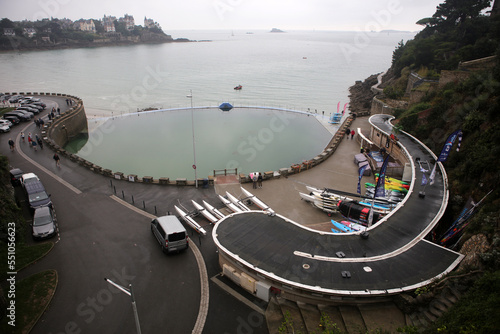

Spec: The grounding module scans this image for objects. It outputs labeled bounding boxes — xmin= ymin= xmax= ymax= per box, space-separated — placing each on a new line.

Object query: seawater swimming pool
xmin=64 ymin=107 xmax=335 ymax=180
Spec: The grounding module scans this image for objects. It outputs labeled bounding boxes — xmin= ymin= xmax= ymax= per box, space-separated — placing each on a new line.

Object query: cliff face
xmin=348 ymin=74 xmax=378 ymax=114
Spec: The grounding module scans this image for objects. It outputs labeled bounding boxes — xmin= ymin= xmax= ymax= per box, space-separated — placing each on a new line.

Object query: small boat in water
xmin=234 ymin=85 xmax=242 ymax=90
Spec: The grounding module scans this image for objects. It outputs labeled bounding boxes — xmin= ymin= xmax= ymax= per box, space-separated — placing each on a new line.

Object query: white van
xmin=151 ymin=215 xmax=189 ymax=253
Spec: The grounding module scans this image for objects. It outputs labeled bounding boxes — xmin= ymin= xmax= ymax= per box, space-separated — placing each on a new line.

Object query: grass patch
xmin=0 ymin=107 xmax=15 ymax=116
xmin=1 ymin=269 xmax=58 ymax=334
xmin=0 ymin=242 xmax=54 ymax=281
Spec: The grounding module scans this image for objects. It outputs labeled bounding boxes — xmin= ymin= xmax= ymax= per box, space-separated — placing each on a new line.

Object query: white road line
xmin=14 ymin=123 xmax=82 ymax=195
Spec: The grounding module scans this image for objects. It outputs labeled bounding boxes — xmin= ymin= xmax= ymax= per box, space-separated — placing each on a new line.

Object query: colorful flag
xmin=343 ymin=103 xmax=349 ymax=115
xmin=337 ymin=101 xmax=340 ymax=113
xmin=437 ymin=129 xmax=463 ymax=162
xmin=429 ymin=164 xmax=437 ymax=185
xmin=374 ymin=155 xmax=390 ymax=198
xmin=357 ymin=163 xmax=368 ymax=194
xmin=421 ymin=173 xmax=428 ymax=186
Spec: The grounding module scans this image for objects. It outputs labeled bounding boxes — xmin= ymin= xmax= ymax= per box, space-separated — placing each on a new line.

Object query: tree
xmin=432 ymin=0 xmax=492 ymax=28
xmin=0 ymin=18 xmax=15 ymax=29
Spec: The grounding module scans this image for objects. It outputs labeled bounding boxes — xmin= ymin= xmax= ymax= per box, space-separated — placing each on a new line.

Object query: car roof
xmin=156 ymin=215 xmax=186 ymax=233
xmin=34 ymin=206 xmax=51 ymax=217
xmin=10 ymin=168 xmax=23 ymax=175
xmin=22 ymin=172 xmax=39 ymax=180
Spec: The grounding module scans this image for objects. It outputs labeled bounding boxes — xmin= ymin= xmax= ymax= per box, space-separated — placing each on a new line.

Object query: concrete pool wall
xmin=29 ymin=93 xmax=356 ymax=186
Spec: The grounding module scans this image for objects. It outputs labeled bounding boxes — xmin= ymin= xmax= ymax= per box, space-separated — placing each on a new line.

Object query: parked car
xmin=11 ymin=110 xmax=33 ymax=119
xmin=3 ymin=115 xmax=21 ymax=125
xmin=30 ymin=101 xmax=46 ymax=109
xmin=0 ymin=119 xmax=13 ymax=127
xmin=9 ymin=168 xmax=24 ymax=186
xmin=22 ymin=103 xmax=44 ymax=111
xmin=0 ymin=124 xmax=10 ymax=133
xmin=151 ymin=215 xmax=189 ymax=253
xmin=32 ymin=206 xmax=57 ymax=239
xmin=4 ymin=111 xmax=30 ymax=121
xmin=16 ymin=106 xmax=38 ymax=114
xmin=21 ymin=173 xmax=52 ymax=209
xmin=8 ymin=95 xmax=24 ymax=103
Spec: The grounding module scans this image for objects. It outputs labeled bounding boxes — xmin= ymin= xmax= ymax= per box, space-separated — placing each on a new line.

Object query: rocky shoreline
xmin=0 ymin=33 xmax=192 ymax=52
xmin=348 ymin=73 xmax=379 ymax=115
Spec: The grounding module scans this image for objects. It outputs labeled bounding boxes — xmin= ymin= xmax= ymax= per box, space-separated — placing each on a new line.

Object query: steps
xmin=266 ymin=297 xmax=406 ymax=333
xmin=406 ymin=285 xmax=463 ymax=329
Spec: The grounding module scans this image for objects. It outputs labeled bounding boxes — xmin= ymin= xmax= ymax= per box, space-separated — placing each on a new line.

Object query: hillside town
xmin=0 ymin=14 xmax=176 ymax=50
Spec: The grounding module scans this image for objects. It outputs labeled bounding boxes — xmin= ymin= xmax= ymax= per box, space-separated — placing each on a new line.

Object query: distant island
xmin=0 ymin=15 xmax=191 ymax=52
xmin=270 ymin=28 xmax=285 ymax=33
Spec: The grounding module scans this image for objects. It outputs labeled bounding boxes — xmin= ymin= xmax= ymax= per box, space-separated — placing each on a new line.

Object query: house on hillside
xmin=119 ymin=14 xmax=135 ymax=30
xmin=74 ymin=19 xmax=96 ymax=33
xmin=23 ymin=28 xmax=37 ymax=38
xmin=3 ymin=28 xmax=15 ymax=36
xmin=103 ymin=15 xmax=116 ymax=32
xmin=144 ymin=17 xmax=161 ymax=30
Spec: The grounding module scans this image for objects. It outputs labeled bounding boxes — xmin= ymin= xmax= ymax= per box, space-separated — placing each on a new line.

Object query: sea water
xmin=0 ymin=30 xmax=416 ymax=178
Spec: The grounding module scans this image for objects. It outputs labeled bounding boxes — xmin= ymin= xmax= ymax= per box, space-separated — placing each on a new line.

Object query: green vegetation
xmin=0 ymin=155 xmax=57 ymax=333
xmin=0 ymin=270 xmax=58 ymax=334
xmin=0 ymin=17 xmax=173 ymax=51
xmin=383 ymin=0 xmax=500 ymax=331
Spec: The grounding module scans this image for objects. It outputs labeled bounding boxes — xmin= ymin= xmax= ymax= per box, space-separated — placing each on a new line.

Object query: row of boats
xmin=174 ymin=187 xmax=274 ymax=235
xmin=300 ymin=176 xmax=409 ymax=228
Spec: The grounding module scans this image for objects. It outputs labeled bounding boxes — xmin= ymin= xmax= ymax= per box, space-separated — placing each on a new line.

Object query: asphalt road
xmin=1 ymin=96 xmax=268 ymax=334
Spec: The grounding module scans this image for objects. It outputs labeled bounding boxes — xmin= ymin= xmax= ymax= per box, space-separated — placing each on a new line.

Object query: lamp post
xmin=105 ymin=278 xmax=142 ymax=334
xmin=186 ymin=90 xmax=198 ymax=188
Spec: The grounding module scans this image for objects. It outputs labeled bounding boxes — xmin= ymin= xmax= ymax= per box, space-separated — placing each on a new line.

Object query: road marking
xmin=110 ymin=194 xmax=209 ymax=334
xmin=15 ymin=123 xmax=82 ymax=195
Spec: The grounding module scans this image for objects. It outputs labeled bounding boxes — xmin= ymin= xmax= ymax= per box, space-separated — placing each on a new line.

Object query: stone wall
xmin=45 ymin=94 xmax=88 ymax=147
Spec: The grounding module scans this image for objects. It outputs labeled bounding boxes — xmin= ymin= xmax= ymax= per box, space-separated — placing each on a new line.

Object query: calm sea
xmin=0 ymin=30 xmax=416 ymax=178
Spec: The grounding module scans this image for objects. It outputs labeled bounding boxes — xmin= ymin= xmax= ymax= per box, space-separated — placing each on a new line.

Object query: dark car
xmin=21 ymin=173 xmax=52 ymax=209
xmin=3 ymin=115 xmax=20 ymax=125
xmin=4 ymin=111 xmax=31 ymax=122
xmin=16 ymin=106 xmax=38 ymax=115
xmin=32 ymin=206 xmax=57 ymax=239
xmin=9 ymin=168 xmax=24 ymax=186
xmin=22 ymin=103 xmax=44 ymax=111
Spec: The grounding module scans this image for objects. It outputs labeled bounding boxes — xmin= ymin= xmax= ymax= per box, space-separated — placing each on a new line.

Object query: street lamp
xmin=186 ymin=90 xmax=198 ymax=188
xmin=104 ymin=278 xmax=142 ymax=334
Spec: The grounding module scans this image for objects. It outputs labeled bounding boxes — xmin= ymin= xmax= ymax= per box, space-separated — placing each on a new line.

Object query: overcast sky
xmin=3 ymin=0 xmax=446 ymax=32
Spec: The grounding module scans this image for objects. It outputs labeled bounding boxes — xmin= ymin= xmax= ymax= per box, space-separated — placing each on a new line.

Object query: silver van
xmin=151 ymin=215 xmax=189 ymax=253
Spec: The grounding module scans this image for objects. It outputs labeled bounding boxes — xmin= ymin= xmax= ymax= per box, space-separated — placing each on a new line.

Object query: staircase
xmin=406 ymin=285 xmax=462 ymax=329
xmin=266 ymin=296 xmax=406 ymax=333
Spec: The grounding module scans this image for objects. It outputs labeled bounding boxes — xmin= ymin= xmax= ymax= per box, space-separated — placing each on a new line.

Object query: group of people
xmin=345 ymin=128 xmax=355 ymax=139
xmin=252 ymin=172 xmax=263 ymax=189
xmin=22 ymin=132 xmax=44 ymax=151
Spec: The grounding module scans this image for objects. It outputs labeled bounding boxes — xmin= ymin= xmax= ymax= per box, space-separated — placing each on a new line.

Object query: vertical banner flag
xmin=429 ymin=164 xmax=437 ymax=185
xmin=343 ymin=103 xmax=349 ymax=115
xmin=374 ymin=155 xmax=390 ymax=198
xmin=421 ymin=173 xmax=428 ymax=186
xmin=357 ymin=163 xmax=368 ymax=194
xmin=337 ymin=101 xmax=340 ymax=113
xmin=437 ymin=129 xmax=463 ymax=162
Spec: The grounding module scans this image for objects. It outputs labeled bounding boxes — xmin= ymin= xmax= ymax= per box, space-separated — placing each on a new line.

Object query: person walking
xmin=345 ymin=128 xmax=350 ymax=138
xmin=257 ymin=173 xmax=263 ymax=189
xmin=36 ymin=135 xmax=43 ymax=150
xmin=351 ymin=129 xmax=355 ymax=139
xmin=27 ymin=133 xmax=32 ymax=148
xmin=32 ymin=139 xmax=37 ymax=151
xmin=8 ymin=138 xmax=15 ymax=151
xmin=20 ymin=132 xmax=25 ymax=143
xmin=252 ymin=173 xmax=257 ymax=189
xmin=53 ymin=153 xmax=61 ymax=167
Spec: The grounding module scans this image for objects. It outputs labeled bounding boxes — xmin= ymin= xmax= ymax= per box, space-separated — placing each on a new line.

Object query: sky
xmin=2 ymin=0 xmax=446 ymax=32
